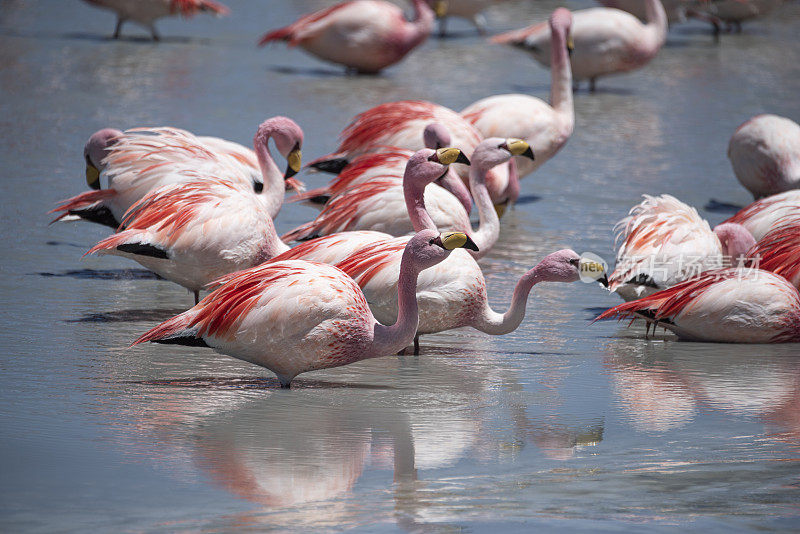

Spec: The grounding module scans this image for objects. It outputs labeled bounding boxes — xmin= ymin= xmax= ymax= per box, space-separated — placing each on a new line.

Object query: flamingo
xmin=427 ymin=0 xmax=508 ymax=36
xmin=132 ymin=229 xmax=478 ymax=388
xmin=307 ymin=100 xmax=517 ymax=208
xmin=597 ymin=268 xmax=800 ymax=343
xmin=82 ymin=0 xmax=229 ymax=41
xmin=50 ymin=118 xmax=304 ymax=229
xmin=609 ymin=195 xmax=756 ymax=301
xmin=266 ymin=145 xmax=604 ymax=344
xmin=745 ymin=217 xmax=800 ymax=289
xmin=728 ymin=114 xmax=800 ymax=200
xmin=695 ymin=0 xmax=785 ymax=33
xmin=492 ymin=0 xmax=667 ymax=92
xmin=461 ymin=8 xmax=574 ymax=181
xmin=85 ymin=176 xmax=291 ymax=304
xmin=722 ymin=190 xmax=800 ymax=241
xmin=258 ymin=0 xmax=434 ymax=74
xmin=296 ymin=123 xmax=473 ymax=214
xmin=283 ymin=139 xmax=532 ymax=253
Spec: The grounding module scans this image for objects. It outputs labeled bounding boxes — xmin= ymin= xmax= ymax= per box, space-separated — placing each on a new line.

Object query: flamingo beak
xmin=433 ymin=0 xmax=448 ymax=18
xmin=493 ymin=201 xmax=508 ymax=219
xmin=434 ymin=147 xmax=470 ymax=166
xmin=504 ymin=139 xmax=535 ymax=161
xmin=439 ymin=231 xmax=479 ymax=251
xmin=285 ymin=146 xmax=302 ymax=179
xmin=567 ymin=36 xmax=574 ymax=56
xmin=85 ymin=154 xmax=101 ymax=190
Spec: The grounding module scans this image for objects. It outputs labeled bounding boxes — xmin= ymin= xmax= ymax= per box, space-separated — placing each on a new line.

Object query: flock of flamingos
xmin=58 ymin=0 xmax=800 ymax=387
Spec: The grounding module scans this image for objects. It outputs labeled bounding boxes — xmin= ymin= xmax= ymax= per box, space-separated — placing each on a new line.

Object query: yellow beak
xmin=441 ymin=231 xmax=479 ymax=251
xmin=86 ymin=163 xmax=101 ymax=190
xmin=433 ymin=0 xmax=448 ymax=18
xmin=435 ymin=147 xmax=471 ymax=166
xmin=285 ymin=148 xmax=302 ymax=179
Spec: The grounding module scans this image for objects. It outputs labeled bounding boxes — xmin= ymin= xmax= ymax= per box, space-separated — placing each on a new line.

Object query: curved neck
xmin=253 ymin=133 xmax=286 ymax=218
xmin=474 ymin=265 xmax=543 ymax=335
xmin=405 ymin=180 xmax=438 ymax=232
xmin=549 ymin=26 xmax=573 ymax=119
xmin=258 ymin=219 xmax=291 ymax=262
xmin=643 ymin=0 xmax=668 ymax=46
xmin=402 ymin=0 xmax=435 ymax=50
xmin=371 ymin=248 xmax=421 ymax=354
xmin=468 ymin=163 xmax=501 ymax=259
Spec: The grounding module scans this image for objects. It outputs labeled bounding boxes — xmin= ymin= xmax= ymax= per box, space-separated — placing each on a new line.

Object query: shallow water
xmin=1 ymin=0 xmax=800 ymax=531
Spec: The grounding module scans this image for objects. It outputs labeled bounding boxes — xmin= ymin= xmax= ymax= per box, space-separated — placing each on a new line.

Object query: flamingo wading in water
xmin=492 ymin=0 xmax=667 ymax=91
xmin=82 ymin=0 xmax=230 ymax=41
xmin=258 ymin=0 xmax=435 ymax=74
xmin=461 ymin=8 xmax=574 ymax=181
xmin=133 ymin=229 xmax=478 ymax=388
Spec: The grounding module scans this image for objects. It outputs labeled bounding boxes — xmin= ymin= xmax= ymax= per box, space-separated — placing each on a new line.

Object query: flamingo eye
xmin=569 ymin=258 xmax=579 ymax=266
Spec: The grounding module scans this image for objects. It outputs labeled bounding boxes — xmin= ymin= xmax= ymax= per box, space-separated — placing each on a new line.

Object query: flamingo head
xmin=472 ymin=138 xmax=534 ymax=173
xmin=254 ymin=117 xmax=304 ymax=181
xmin=83 ymin=128 xmax=122 ymax=190
xmin=422 ymin=123 xmax=451 ymax=150
xmin=404 ymin=147 xmax=470 ymax=188
xmin=405 ymin=229 xmax=479 ymax=272
xmin=714 ymin=223 xmax=756 ymax=262
xmin=537 ymin=249 xmax=608 ymax=286
xmin=549 ymin=8 xmax=574 ymax=55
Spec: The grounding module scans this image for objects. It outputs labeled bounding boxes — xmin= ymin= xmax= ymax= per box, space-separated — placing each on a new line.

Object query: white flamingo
xmin=258 ymin=0 xmax=434 ymax=74
xmin=597 ymin=268 xmax=800 ymax=343
xmin=132 ymin=229 xmax=477 ymax=388
xmin=492 ymin=0 xmax=667 ymax=91
xmin=728 ymin=114 xmax=800 ymax=200
xmin=722 ymin=190 xmax=800 ymax=241
xmin=82 ymin=0 xmax=229 ymax=41
xmin=51 ymin=119 xmax=304 ymax=228
xmin=461 ymin=8 xmax=574 ymax=181
xmin=609 ymin=194 xmax=756 ymax=301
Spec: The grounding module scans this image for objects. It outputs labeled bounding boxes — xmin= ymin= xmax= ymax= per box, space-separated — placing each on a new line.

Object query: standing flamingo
xmin=728 ymin=114 xmax=800 ymax=200
xmin=85 ymin=176 xmax=292 ymax=304
xmin=132 ymin=229 xmax=477 ymax=388
xmin=50 ymin=118 xmax=304 ymax=229
xmin=461 ymin=8 xmax=574 ymax=181
xmin=609 ymin=195 xmax=756 ymax=301
xmin=597 ymin=268 xmax=800 ymax=343
xmin=82 ymin=0 xmax=229 ymax=41
xmin=694 ymin=0 xmax=785 ymax=33
xmin=307 ymin=100 xmax=517 ymax=208
xmin=258 ymin=0 xmax=434 ymax=74
xmin=492 ymin=0 xmax=667 ymax=91
xmin=296 ymin=123 xmax=473 ymax=214
xmin=722 ymin=190 xmax=800 ymax=241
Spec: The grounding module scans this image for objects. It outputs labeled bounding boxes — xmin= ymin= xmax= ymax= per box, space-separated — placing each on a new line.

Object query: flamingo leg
xmin=149 ymin=24 xmax=161 ymax=42
xmin=438 ymin=16 xmax=448 ymax=38
xmin=193 ymin=290 xmax=200 ymax=305
xmin=113 ymin=16 xmax=126 ymax=39
xmin=413 ymin=335 xmax=420 ymax=355
xmin=473 ymin=14 xmax=488 ymax=36
xmin=589 ymin=78 xmax=597 ymax=93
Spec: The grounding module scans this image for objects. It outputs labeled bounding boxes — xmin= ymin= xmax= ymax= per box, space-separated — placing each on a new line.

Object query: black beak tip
xmin=455 ymin=152 xmax=471 ymax=166
xmin=89 ymin=181 xmax=101 ymax=190
xmin=284 ymin=166 xmax=298 ymax=179
xmin=464 ymin=236 xmax=479 ymax=252
xmin=599 ymin=274 xmax=609 ymax=288
xmin=522 ymin=147 xmax=535 ymax=161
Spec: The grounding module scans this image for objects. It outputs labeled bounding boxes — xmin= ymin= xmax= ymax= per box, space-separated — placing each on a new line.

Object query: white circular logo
xmin=579 ymin=252 xmax=608 ymax=284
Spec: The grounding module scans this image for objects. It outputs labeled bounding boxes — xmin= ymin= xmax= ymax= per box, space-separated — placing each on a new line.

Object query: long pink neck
xmin=405 ymin=180 xmax=438 ymax=232
xmin=643 ymin=0 xmax=668 ymax=49
xmin=549 ymin=25 xmax=573 ymax=125
xmin=468 ymin=162 xmax=501 ymax=259
xmin=253 ymin=129 xmax=286 ymax=218
xmin=473 ymin=264 xmax=547 ymax=335
xmin=399 ymin=0 xmax=434 ymax=52
xmin=371 ymin=247 xmax=421 ymax=354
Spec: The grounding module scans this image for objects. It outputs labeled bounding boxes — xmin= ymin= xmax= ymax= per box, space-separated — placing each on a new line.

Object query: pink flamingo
xmin=722 ymin=190 xmax=800 ymax=241
xmin=132 ymin=229 xmax=477 ymax=388
xmin=609 ymin=194 xmax=756 ymax=301
xmin=50 ymin=119 xmax=304 ymax=229
xmin=258 ymin=0 xmax=434 ymax=74
xmin=85 ymin=177 xmax=291 ymax=304
xmin=728 ymin=114 xmax=800 ymax=200
xmin=597 ymin=268 xmax=800 ymax=343
xmin=461 ymin=8 xmax=574 ymax=181
xmin=308 ymin=100 xmax=518 ymax=209
xmin=492 ymin=0 xmax=667 ymax=92
xmin=259 ymin=144 xmax=602 ymax=348
xmin=295 ymin=123 xmax=473 ymax=214
xmin=82 ymin=0 xmax=229 ymax=41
